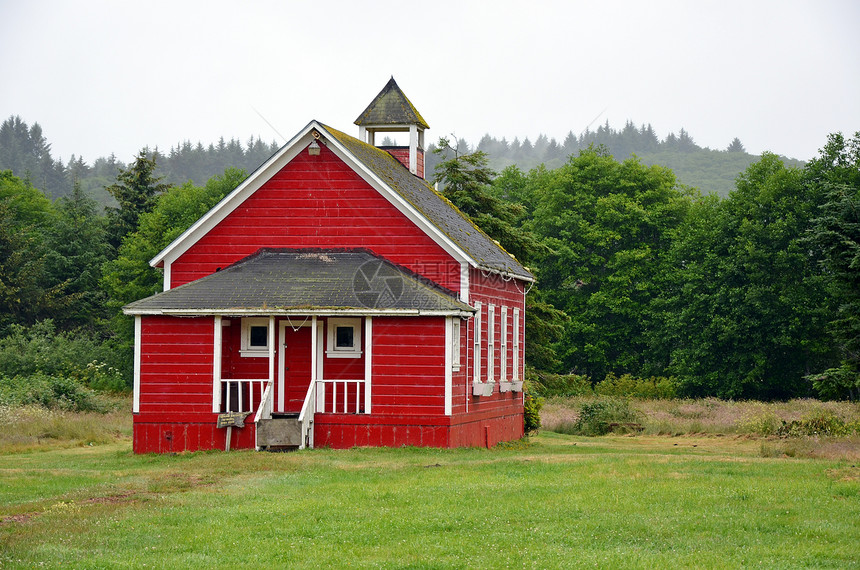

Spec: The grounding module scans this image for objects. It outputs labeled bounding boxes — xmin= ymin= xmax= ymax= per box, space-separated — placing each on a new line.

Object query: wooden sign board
xmin=217 ymin=412 xmax=250 ymax=429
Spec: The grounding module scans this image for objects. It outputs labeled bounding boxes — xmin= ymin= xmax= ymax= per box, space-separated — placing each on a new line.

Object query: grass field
xmin=2 ymin=405 xmax=859 ymax=568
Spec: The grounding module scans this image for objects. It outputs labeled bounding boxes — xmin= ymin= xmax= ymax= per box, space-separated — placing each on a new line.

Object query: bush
xmin=0 ymin=373 xmax=104 ymax=412
xmin=776 ymin=408 xmax=860 ymax=438
xmin=568 ymin=398 xmax=641 ymax=436
xmin=523 ymin=379 xmax=543 ymax=433
xmin=595 ymin=373 xmax=679 ymax=399
xmin=0 ymin=320 xmax=129 ymax=391
xmin=807 ymin=365 xmax=860 ymax=401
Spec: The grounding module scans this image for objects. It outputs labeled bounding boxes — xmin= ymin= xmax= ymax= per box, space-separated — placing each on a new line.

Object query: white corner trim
xmin=444 ymin=317 xmax=453 ymax=416
xmin=163 ymin=262 xmax=171 ymax=292
xmin=212 ymin=316 xmax=222 ymax=413
xmin=460 ymin=262 xmax=470 ymax=304
xmin=364 ymin=317 xmax=372 ymax=414
xmin=133 ymin=316 xmax=141 ymax=413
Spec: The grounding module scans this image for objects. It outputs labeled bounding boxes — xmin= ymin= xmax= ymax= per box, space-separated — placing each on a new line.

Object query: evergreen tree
xmin=726 ymin=137 xmax=746 ymax=153
xmin=44 ymin=179 xmax=110 ymax=329
xmin=105 ymin=150 xmax=170 ymax=250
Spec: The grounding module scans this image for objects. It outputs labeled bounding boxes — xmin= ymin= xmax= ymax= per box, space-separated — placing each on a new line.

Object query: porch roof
xmin=123 ymin=249 xmax=475 ymax=317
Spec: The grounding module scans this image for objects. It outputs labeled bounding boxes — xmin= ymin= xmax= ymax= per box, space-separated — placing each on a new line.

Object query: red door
xmin=280 ymin=326 xmax=312 ymax=413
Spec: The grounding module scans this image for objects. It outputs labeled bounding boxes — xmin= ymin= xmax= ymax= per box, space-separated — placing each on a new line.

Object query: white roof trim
xmin=123 ymin=307 xmax=475 ymax=318
xmin=150 ymin=121 xmax=320 ymax=269
xmin=148 ymin=120 xmax=476 ymax=275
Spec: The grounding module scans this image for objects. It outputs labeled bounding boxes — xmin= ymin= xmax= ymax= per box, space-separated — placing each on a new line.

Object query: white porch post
xmin=212 ymin=316 xmax=222 ymax=413
xmin=133 ymin=316 xmax=141 ymax=413
xmin=316 ymin=319 xmax=325 ymax=411
xmin=268 ymin=316 xmax=275 ymax=387
xmin=364 ymin=316 xmax=372 ymax=414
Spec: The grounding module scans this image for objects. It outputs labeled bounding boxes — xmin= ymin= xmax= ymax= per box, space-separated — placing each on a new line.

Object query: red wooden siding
xmin=446 ymin=268 xmax=527 ymax=420
xmin=138 ymin=316 xmax=214 ymax=415
xmin=169 ymin=144 xmax=459 ymax=292
xmin=135 ymin=316 xmax=254 ymax=453
xmin=368 ymin=317 xmax=446 ymax=416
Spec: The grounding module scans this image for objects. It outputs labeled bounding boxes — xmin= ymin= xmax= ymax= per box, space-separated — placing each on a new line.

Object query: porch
xmin=214 ymin=315 xmax=373 ymax=450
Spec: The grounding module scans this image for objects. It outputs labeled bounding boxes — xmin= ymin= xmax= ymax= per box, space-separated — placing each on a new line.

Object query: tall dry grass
xmin=541 ymin=396 xmax=860 ymax=460
xmin=0 ymin=396 xmax=131 ymax=452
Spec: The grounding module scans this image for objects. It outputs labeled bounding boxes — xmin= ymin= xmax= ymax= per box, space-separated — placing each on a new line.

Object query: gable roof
xmin=323 ymin=125 xmax=533 ymax=281
xmin=126 ymin=249 xmax=474 ymax=316
xmin=149 ymin=121 xmax=534 ymax=283
xmin=354 ymin=77 xmax=429 ymax=130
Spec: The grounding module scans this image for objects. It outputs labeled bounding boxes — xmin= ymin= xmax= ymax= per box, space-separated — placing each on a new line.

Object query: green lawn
xmin=1 ymin=433 xmax=858 ymax=568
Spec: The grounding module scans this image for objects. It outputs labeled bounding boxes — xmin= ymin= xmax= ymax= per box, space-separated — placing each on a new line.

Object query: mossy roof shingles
xmin=354 ymin=77 xmax=429 ymax=129
xmin=124 ymin=249 xmax=473 ymax=315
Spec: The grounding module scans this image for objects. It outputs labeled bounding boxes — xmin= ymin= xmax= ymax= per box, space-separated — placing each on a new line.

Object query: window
xmin=473 ymin=302 xmax=482 ymax=383
xmin=500 ymin=306 xmax=508 ymax=382
xmin=452 ymin=319 xmax=461 ymax=371
xmin=327 ymin=318 xmax=362 ymax=358
xmin=240 ymin=317 xmax=270 ymax=357
xmin=513 ymin=308 xmax=521 ymax=380
xmin=487 ymin=305 xmax=495 ymax=382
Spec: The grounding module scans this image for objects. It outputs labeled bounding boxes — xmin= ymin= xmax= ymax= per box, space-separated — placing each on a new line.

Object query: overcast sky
xmin=2 ymin=0 xmax=858 ymax=165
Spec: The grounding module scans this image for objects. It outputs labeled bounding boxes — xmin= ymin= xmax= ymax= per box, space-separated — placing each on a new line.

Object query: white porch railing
xmin=255 ymin=381 xmax=274 ymax=423
xmin=315 ymin=379 xmax=367 ymax=414
xmin=221 ymin=378 xmax=267 ymax=413
xmin=297 ymin=376 xmax=317 ymax=450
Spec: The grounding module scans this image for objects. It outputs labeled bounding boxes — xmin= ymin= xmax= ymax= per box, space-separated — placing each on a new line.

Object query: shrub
xmin=0 ymin=320 xmax=130 ymax=391
xmin=0 ymin=373 xmax=104 ymax=412
xmin=807 ymin=365 xmax=860 ymax=401
xmin=776 ymin=409 xmax=860 ymax=438
xmin=569 ymin=398 xmax=641 ymax=436
xmin=595 ymin=373 xmax=679 ymax=399
xmin=523 ymin=377 xmax=543 ymax=433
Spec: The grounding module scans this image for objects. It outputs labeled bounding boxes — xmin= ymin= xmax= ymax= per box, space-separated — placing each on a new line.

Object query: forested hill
xmin=0 ymin=115 xmax=279 ymax=206
xmin=425 ymin=121 xmax=805 ymax=197
xmin=1 ymin=114 xmax=803 ymax=204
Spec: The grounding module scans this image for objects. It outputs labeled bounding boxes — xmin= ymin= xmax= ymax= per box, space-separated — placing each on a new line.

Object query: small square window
xmin=249 ymin=325 xmax=268 ymax=348
xmin=327 ymin=318 xmax=361 ymax=358
xmin=240 ymin=317 xmax=270 ymax=357
xmin=336 ymin=326 xmax=354 ymax=349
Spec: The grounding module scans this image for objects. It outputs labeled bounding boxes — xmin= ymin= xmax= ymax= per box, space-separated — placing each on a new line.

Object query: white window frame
xmin=240 ymin=317 xmax=270 ymax=357
xmin=487 ymin=304 xmax=495 ymax=383
xmin=473 ymin=302 xmax=482 ymax=383
xmin=326 ymin=317 xmax=362 ymax=358
xmin=513 ymin=308 xmax=521 ymax=380
xmin=500 ymin=306 xmax=508 ymax=382
xmin=452 ymin=319 xmax=461 ymax=371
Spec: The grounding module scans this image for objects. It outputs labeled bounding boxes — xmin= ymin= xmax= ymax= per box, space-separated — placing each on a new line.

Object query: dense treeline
xmin=3 ymin=115 xmax=800 ymax=208
xmin=425 ymin=120 xmax=804 ymax=197
xmin=0 ymin=113 xmax=857 ymax=402
xmin=0 ymin=115 xmax=278 ymax=205
xmin=433 ymin=133 xmax=860 ymax=400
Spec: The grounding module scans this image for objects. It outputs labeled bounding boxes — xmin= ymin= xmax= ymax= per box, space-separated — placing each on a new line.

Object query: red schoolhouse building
xmin=124 ymin=78 xmax=534 ymax=453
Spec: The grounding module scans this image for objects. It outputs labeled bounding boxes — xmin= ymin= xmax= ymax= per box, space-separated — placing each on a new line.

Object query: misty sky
xmin=1 ymin=0 xmax=858 ymax=164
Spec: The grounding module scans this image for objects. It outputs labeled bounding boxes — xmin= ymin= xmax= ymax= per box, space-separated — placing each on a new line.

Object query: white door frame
xmin=277 ymin=318 xmax=314 ymax=412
